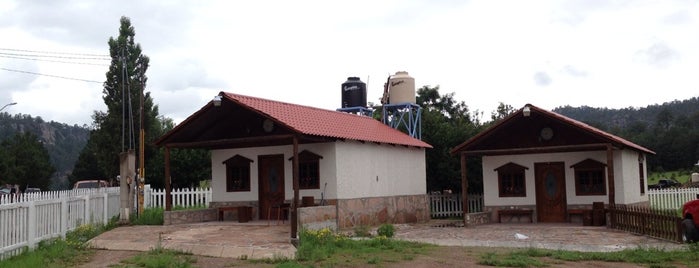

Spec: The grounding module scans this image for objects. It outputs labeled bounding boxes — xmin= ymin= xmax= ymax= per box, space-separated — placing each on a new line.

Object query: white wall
xmin=482 ymin=150 xmax=644 ymax=207
xmin=334 ymin=141 xmax=427 ymax=199
xmin=614 ymin=150 xmax=648 ymax=204
xmin=210 ymin=143 xmax=337 ymax=202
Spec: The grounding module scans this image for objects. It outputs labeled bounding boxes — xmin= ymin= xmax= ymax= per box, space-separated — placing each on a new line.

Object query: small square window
xmin=495 ymin=162 xmax=528 ymax=197
xmin=571 ymin=159 xmax=607 ymax=196
xmin=223 ymin=155 xmax=253 ymax=192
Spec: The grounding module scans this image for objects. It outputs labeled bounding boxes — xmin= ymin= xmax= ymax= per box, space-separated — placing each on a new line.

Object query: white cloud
xmin=0 ymin=0 xmax=697 ymax=125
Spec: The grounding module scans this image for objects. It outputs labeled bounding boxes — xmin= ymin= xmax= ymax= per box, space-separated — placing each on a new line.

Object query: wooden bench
xmin=218 ymin=206 xmax=252 ymax=222
xmin=566 ymin=209 xmax=586 ymax=222
xmin=498 ymin=209 xmax=533 ymax=223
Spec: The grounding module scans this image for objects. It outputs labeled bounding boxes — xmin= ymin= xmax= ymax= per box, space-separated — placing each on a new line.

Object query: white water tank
xmin=388 ymin=71 xmax=416 ymax=104
xmin=692 ymin=173 xmax=699 ymax=183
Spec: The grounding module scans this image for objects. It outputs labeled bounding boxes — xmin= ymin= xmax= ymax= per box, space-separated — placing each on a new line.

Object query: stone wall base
xmin=465 ymin=212 xmax=490 ymax=226
xmin=163 ymin=208 xmax=218 ymax=225
xmin=337 ymin=194 xmax=429 ymax=229
xmin=298 ymin=205 xmax=337 ymax=231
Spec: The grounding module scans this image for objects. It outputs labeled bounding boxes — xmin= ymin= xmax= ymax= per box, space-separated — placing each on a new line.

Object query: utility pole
xmin=138 ymin=74 xmax=145 ymax=215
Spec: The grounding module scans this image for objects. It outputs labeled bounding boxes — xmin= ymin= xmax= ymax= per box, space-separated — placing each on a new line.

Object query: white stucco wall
xmin=482 ymin=149 xmax=648 ymax=207
xmin=614 ymin=150 xmax=648 ymax=204
xmin=210 ymin=143 xmax=338 ymax=202
xmin=334 ymin=141 xmax=427 ymax=199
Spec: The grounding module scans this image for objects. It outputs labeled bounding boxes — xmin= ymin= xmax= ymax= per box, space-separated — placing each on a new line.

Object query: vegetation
xmin=116 ymin=248 xmax=196 ymax=268
xmin=70 ymin=16 xmax=210 ymax=189
xmin=555 ymin=97 xmax=699 ymax=173
xmin=0 ymin=219 xmax=117 ymax=268
xmin=0 ymin=131 xmax=55 ymax=190
xmin=291 ymin=228 xmax=432 ymax=266
xmin=130 ymin=207 xmax=164 ymax=225
xmin=479 ymin=245 xmax=699 ymax=267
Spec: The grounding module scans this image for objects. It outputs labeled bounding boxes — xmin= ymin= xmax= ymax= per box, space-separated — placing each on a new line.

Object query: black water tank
xmin=341 ymin=77 xmax=367 ymax=108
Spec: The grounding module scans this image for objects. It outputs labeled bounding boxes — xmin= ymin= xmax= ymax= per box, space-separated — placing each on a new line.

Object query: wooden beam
xmin=461 ymin=153 xmax=468 ymax=225
xmin=460 ymin=143 xmax=613 ymax=156
xmin=291 ymin=136 xmax=299 ymax=239
xmin=165 ymin=134 xmax=295 ymax=149
xmin=165 ymin=146 xmax=172 ymax=211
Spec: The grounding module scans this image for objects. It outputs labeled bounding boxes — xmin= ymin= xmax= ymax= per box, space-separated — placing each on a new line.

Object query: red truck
xmin=682 ymin=199 xmax=699 ymax=243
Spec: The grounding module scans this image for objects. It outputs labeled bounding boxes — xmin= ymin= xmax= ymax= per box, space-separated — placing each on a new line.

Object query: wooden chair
xmin=267 ymin=202 xmax=290 ymax=225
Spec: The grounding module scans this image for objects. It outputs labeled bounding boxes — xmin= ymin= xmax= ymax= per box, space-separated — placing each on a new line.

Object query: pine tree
xmin=85 ymin=16 xmax=158 ymax=182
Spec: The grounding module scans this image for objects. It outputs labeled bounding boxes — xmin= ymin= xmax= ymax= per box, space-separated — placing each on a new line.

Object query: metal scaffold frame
xmin=382 ymin=102 xmax=422 ymax=139
xmin=336 ymin=106 xmax=374 ymax=117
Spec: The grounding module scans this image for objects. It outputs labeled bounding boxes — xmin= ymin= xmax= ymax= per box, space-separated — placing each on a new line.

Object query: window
xmin=571 ymin=159 xmax=606 ymax=196
xmin=638 ymin=153 xmax=645 ymax=194
xmin=289 ymin=150 xmax=323 ymax=189
xmin=223 ymin=155 xmax=253 ymax=192
xmin=495 ymin=162 xmax=527 ymax=197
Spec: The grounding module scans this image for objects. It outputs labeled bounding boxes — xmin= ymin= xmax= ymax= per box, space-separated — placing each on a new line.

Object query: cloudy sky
xmin=1 ymin=0 xmax=698 ymax=126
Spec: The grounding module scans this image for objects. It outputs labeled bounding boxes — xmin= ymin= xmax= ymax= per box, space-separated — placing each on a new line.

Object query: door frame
xmin=534 ymin=162 xmax=567 ymax=222
xmin=258 ymin=154 xmax=285 ymax=220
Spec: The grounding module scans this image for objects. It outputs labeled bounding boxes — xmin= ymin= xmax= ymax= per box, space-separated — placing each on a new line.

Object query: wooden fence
xmin=0 ymin=187 xmax=120 ymax=260
xmin=609 ymin=204 xmax=682 ymax=242
xmin=648 ymin=187 xmax=699 ymax=210
xmin=429 ymin=193 xmax=483 ymax=218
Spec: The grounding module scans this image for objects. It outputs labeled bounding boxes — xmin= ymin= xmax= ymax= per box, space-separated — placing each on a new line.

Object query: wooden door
xmin=535 ymin=162 xmax=567 ymax=222
xmin=258 ymin=154 xmax=285 ymax=220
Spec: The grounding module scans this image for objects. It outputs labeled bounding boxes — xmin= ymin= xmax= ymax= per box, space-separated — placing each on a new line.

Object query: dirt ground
xmin=80 ymin=247 xmax=659 ymax=268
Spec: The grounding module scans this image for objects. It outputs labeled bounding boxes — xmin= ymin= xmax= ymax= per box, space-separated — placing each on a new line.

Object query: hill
xmin=0 ymin=112 xmax=90 ymax=189
xmin=553 ymin=97 xmax=699 ymax=131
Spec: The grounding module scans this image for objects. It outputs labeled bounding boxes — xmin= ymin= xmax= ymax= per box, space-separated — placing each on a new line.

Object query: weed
xmin=377 ymin=224 xmax=395 ymax=238
xmin=354 ymin=225 xmax=371 ymax=237
xmin=131 ymin=207 xmax=164 ymax=225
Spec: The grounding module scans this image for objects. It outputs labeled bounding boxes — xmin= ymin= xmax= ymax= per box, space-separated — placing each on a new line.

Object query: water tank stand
xmin=337 ymin=107 xmax=373 ymax=117
xmin=382 ymin=103 xmax=422 ymax=139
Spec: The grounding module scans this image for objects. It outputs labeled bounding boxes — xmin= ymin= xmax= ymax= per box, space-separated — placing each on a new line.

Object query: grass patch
xmin=648 ymin=171 xmax=692 ymax=185
xmin=113 ymin=248 xmax=196 ymax=268
xmin=286 ymin=228 xmax=433 ymax=267
xmin=479 ymin=247 xmax=699 ymax=267
xmin=0 ymin=217 xmax=118 ymax=268
xmin=131 ymin=207 xmax=164 ymax=225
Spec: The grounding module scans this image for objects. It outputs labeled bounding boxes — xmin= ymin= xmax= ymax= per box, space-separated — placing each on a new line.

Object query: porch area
xmin=87 ymin=221 xmax=296 ymax=259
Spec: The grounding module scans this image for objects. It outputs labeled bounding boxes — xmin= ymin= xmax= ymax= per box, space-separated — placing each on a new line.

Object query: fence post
xmin=27 ymin=201 xmax=37 ymax=250
xmin=103 ymin=191 xmax=109 ymax=224
xmin=60 ymin=194 xmax=68 ymax=238
xmin=84 ymin=194 xmax=91 ymax=225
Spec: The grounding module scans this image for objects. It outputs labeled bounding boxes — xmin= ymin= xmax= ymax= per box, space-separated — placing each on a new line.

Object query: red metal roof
xmin=222 ymin=92 xmax=432 ymax=148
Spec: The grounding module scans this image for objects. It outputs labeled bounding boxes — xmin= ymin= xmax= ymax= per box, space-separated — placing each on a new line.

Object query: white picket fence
xmin=649 ymin=187 xmax=699 ymax=210
xmin=429 ymin=193 xmax=484 ymax=218
xmin=144 ymin=186 xmax=212 ymax=209
xmin=0 ymin=187 xmax=120 ymax=260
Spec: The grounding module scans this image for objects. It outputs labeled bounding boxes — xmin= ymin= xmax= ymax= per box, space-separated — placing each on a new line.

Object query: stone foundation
xmin=466 ymin=212 xmax=490 ymax=226
xmin=163 ymin=208 xmax=218 ymax=225
xmin=298 ymin=205 xmax=337 ymax=231
xmin=337 ymin=194 xmax=429 ymax=228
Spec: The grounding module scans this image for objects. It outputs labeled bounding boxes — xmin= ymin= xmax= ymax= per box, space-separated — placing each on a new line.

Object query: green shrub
xmin=131 ymin=207 xmax=164 ymax=225
xmin=377 ymin=224 xmax=395 ymax=238
xmin=354 ymin=225 xmax=371 ymax=237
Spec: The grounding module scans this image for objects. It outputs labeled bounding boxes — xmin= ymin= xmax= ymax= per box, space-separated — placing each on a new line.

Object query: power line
xmin=0 ymin=67 xmax=103 ymax=83
xmin=0 ymin=47 xmax=110 ymax=57
xmin=0 ymin=52 xmax=110 ymax=61
xmin=0 ymin=55 xmax=109 ymax=66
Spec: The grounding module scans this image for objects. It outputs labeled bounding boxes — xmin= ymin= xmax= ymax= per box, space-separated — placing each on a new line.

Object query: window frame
xmin=289 ymin=150 xmax=323 ymax=190
xmin=571 ymin=159 xmax=607 ymax=196
xmin=223 ymin=155 xmax=253 ymax=192
xmin=495 ymin=162 xmax=528 ymax=197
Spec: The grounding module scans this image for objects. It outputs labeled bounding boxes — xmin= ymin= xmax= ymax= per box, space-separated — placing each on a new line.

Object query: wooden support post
xmin=291 ymin=137 xmax=299 ymax=239
xmin=606 ymin=144 xmax=616 ymax=227
xmin=165 ymin=146 xmax=172 ymax=211
xmin=461 ymin=153 xmax=469 ymax=224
